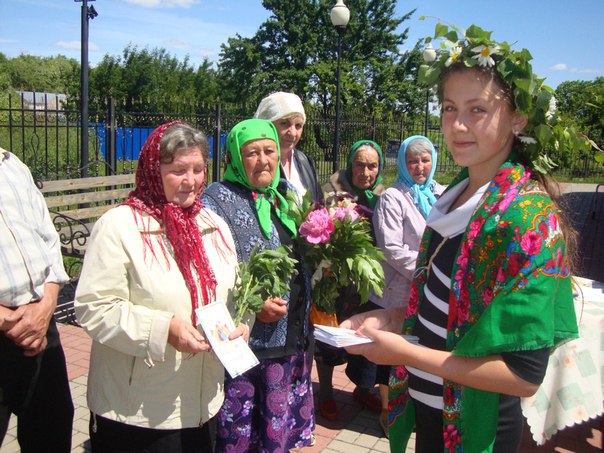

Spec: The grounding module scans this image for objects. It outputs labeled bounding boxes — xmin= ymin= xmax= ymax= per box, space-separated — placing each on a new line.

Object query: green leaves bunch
xmin=419 ymin=20 xmax=601 ymax=174
xmin=232 ymin=244 xmax=298 ymax=325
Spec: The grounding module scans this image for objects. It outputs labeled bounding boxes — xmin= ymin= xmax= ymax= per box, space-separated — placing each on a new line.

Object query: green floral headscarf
xmin=224 ymin=118 xmax=297 ymax=239
xmin=345 ymin=139 xmax=384 ymax=209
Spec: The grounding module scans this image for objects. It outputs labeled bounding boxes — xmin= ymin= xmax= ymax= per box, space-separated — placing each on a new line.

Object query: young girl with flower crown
xmin=340 ymin=23 xmax=594 ymax=452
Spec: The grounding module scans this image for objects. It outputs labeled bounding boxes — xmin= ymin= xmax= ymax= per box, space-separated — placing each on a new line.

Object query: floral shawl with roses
xmin=388 ymin=159 xmax=578 ymax=452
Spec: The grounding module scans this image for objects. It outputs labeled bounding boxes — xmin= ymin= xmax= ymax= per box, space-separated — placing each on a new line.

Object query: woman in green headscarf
xmin=202 ymin=118 xmax=315 ymax=451
xmin=323 ymin=139 xmax=386 ymax=210
xmin=314 ymin=139 xmax=387 ymax=422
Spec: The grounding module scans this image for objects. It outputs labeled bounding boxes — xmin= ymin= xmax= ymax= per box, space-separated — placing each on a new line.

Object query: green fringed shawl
xmin=388 ymin=160 xmax=578 ymax=452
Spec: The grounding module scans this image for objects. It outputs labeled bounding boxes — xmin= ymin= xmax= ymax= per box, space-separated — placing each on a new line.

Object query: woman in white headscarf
xmin=254 ymin=91 xmax=323 ymax=203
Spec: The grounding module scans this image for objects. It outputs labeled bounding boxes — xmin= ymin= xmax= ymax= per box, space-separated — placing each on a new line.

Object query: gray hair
xmin=354 ymin=144 xmax=379 ymax=155
xmin=406 ymin=138 xmax=433 ymax=158
xmin=159 ymin=123 xmax=210 ymax=163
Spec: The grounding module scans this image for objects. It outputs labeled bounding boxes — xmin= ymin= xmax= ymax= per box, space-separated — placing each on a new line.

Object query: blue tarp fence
xmin=95 ymin=124 xmax=225 ymax=160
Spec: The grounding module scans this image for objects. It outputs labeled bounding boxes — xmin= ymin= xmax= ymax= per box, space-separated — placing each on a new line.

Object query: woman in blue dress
xmin=202 ymin=118 xmax=315 ymax=452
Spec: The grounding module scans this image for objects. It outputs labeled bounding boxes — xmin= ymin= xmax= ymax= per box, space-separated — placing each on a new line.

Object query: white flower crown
xmin=419 ymin=21 xmax=599 ymax=174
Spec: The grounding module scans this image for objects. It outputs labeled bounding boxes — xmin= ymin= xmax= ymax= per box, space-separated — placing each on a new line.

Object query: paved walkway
xmin=3 ymin=323 xmax=601 ymax=452
xmin=2 ymin=183 xmax=602 ymax=452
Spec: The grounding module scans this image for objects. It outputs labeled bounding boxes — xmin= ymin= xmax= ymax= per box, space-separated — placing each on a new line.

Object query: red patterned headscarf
xmin=124 ymin=121 xmax=216 ymax=324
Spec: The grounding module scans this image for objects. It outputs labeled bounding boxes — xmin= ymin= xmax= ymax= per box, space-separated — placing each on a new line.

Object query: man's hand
xmin=4 ymin=283 xmax=59 ymax=356
xmin=0 ymin=305 xmax=23 ymax=332
xmin=168 ymin=317 xmax=211 ymax=354
xmin=256 ymin=297 xmax=287 ymax=323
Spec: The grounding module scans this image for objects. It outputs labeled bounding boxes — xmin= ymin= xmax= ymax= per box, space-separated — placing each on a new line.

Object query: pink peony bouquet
xmin=287 ymin=191 xmax=385 ymax=316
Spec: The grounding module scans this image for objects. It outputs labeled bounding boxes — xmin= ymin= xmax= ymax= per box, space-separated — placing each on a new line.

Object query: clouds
xmin=56 ymin=40 xmax=99 ymax=51
xmin=0 ymin=0 xmax=262 ymax=68
xmin=551 ymin=63 xmax=602 ymax=75
xmin=551 ymin=64 xmax=567 ymax=71
xmin=164 ymin=40 xmax=191 ymax=50
xmin=124 ymin=0 xmax=199 ymax=8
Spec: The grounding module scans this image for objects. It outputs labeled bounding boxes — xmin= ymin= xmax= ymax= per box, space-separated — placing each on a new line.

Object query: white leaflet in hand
xmin=196 ymin=302 xmax=259 ymax=378
xmin=313 ymin=325 xmax=373 ymax=347
xmin=313 ymin=325 xmax=420 ymax=348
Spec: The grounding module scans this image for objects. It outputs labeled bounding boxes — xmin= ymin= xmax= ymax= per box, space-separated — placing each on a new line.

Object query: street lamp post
xmin=330 ymin=0 xmax=350 ymax=174
xmin=75 ymin=0 xmax=98 ymax=177
xmin=422 ymin=42 xmax=436 ymax=138
xmin=424 ymin=87 xmax=430 ymax=136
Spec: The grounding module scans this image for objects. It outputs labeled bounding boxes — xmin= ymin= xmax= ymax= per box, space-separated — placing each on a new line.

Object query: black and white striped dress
xmin=407 ymin=228 xmax=550 ymax=452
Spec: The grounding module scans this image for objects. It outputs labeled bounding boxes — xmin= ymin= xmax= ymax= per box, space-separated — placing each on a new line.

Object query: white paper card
xmin=313 ymin=325 xmax=373 ymax=347
xmin=314 ymin=324 xmax=420 ymax=348
xmin=196 ymin=302 xmax=259 ymax=378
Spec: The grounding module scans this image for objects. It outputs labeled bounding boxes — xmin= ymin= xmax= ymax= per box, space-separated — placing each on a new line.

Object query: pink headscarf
xmin=124 ymin=121 xmax=216 ymax=324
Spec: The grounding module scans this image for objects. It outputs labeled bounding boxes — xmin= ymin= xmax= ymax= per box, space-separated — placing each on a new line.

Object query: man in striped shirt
xmin=0 ymin=147 xmax=73 ymax=452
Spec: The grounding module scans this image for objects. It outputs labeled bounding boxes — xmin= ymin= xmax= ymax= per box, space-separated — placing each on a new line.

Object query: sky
xmin=1 ymin=0 xmax=603 ymax=89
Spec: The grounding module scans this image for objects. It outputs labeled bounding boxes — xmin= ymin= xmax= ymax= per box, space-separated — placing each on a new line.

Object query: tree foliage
xmin=556 ymin=78 xmax=604 ymax=150
xmin=0 ymin=53 xmax=79 ymax=97
xmin=217 ymin=0 xmax=422 ymax=116
xmin=88 ymin=45 xmax=219 ymax=110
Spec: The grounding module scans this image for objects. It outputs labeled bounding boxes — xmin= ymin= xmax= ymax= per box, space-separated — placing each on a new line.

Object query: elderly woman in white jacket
xmin=369 ymin=135 xmax=444 ymax=436
xmin=75 ymin=122 xmax=244 ymax=453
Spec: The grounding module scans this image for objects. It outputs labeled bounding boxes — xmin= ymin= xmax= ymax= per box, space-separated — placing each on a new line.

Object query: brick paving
xmin=3 ymin=323 xmax=600 ymax=452
xmin=2 ymin=183 xmax=602 ymax=452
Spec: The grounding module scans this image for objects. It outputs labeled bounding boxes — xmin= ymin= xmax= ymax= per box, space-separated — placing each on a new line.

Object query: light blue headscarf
xmin=397 ymin=135 xmax=438 ymax=219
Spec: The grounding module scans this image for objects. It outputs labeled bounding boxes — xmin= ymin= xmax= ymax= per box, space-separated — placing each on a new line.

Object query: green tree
xmin=218 ymin=35 xmax=267 ymax=103
xmin=89 ymin=54 xmax=125 ymax=101
xmin=3 ymin=54 xmax=79 ymax=95
xmin=0 ymin=53 xmax=11 ymax=121
xmin=217 ymin=0 xmax=422 ymax=117
xmin=89 ymin=45 xmax=220 ymax=110
xmin=556 ymin=78 xmax=603 ymax=149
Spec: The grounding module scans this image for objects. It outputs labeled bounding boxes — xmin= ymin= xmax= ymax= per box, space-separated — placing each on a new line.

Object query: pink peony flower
xmin=467 ymin=216 xmax=485 ymax=240
xmin=457 ymin=289 xmax=470 ymax=324
xmin=331 ymin=206 xmax=359 ymax=223
xmin=494 ymin=167 xmax=512 ymax=186
xmin=407 ymin=283 xmax=420 ymax=316
xmin=394 ymin=365 xmax=407 ymax=379
xmin=548 ymin=212 xmax=558 ymax=231
xmin=508 ymin=252 xmax=524 ymax=276
xmin=520 ymin=231 xmax=542 ymax=256
xmin=482 ymin=287 xmax=494 ymax=304
xmin=299 ymin=208 xmax=334 ymax=244
xmin=497 ymin=188 xmax=518 ymax=212
xmin=556 ymin=247 xmax=564 ymax=268
xmin=538 ymin=220 xmax=549 ymax=239
xmin=443 ymin=423 xmax=460 ymax=450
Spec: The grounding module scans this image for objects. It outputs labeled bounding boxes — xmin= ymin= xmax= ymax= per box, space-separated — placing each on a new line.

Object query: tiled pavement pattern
xmin=2 ymin=183 xmax=603 ymax=452
xmin=3 ymin=320 xmax=600 ymax=452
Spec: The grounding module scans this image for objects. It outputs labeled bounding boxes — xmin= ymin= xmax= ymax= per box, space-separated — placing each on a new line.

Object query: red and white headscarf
xmin=123 ymin=121 xmax=216 ymax=324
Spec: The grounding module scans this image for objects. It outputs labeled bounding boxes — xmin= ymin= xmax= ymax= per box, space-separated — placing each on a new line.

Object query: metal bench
xmin=40 ymin=173 xmax=136 ymax=324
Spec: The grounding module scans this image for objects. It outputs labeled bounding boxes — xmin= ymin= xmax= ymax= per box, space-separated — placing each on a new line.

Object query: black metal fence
xmin=0 ymin=92 xmax=451 ymax=184
xmin=1 ymin=92 xmax=602 ymax=185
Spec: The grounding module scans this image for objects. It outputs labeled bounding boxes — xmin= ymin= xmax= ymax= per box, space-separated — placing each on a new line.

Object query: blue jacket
xmin=202 ymin=180 xmax=312 ymax=359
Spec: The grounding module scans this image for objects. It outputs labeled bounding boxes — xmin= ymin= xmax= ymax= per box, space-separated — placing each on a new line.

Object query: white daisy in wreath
xmin=446 ymin=45 xmax=463 ymax=67
xmin=471 ymin=44 xmax=500 ymax=67
xmin=518 ymin=135 xmax=537 ymax=145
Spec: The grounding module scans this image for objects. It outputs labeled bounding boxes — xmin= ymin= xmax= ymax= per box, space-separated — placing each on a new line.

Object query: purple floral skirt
xmin=215 ymin=350 xmax=315 ymax=452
